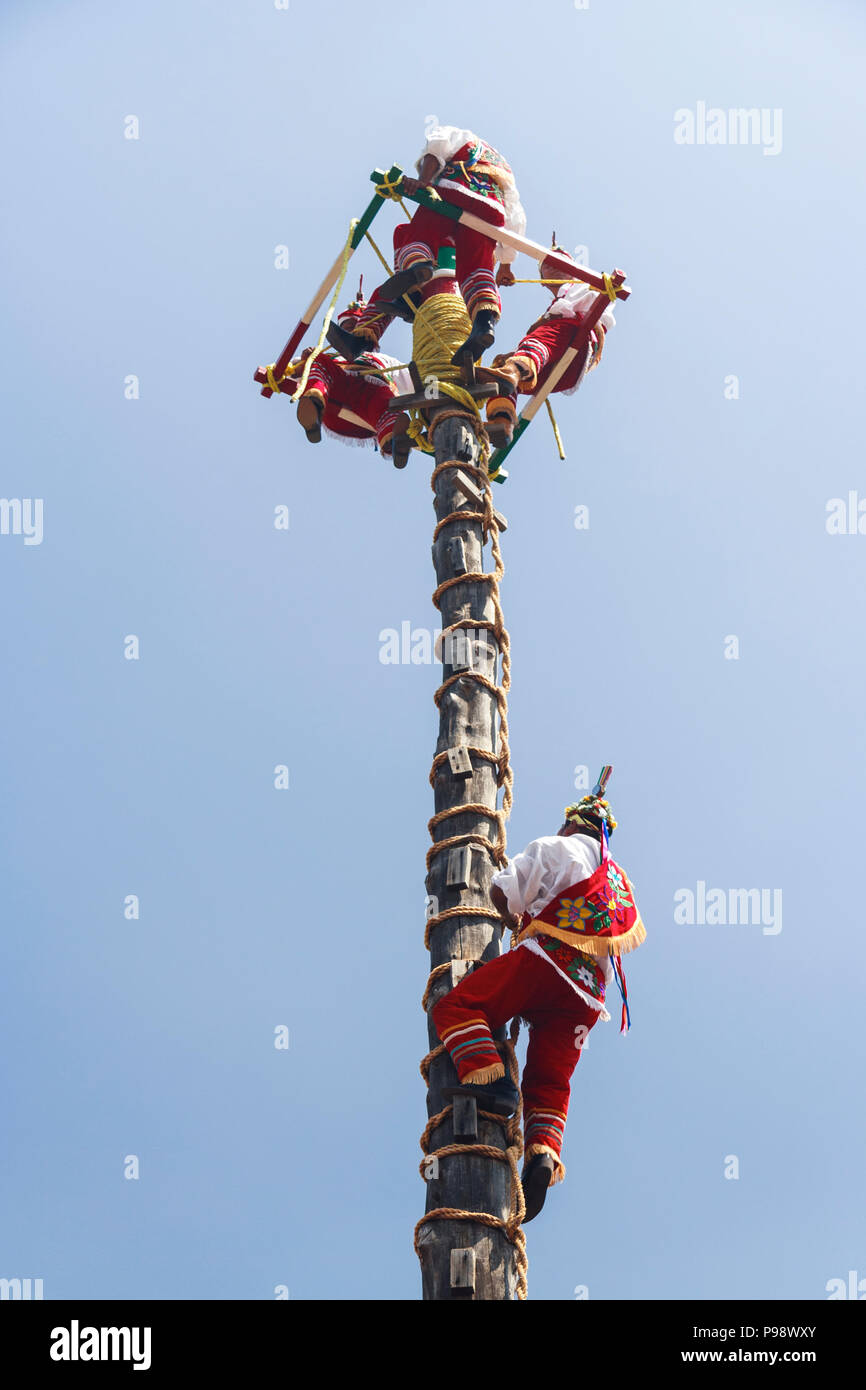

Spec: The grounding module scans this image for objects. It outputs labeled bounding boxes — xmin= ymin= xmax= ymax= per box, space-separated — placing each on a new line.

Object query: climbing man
xmin=431 ymin=769 xmax=645 ymax=1222
xmin=288 ymin=296 xmax=415 ymax=464
xmin=480 ymin=244 xmax=616 ymax=448
xmin=328 ymin=124 xmax=526 ymax=366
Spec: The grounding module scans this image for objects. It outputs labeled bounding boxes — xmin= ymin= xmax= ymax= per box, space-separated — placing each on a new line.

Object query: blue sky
xmin=1 ymin=0 xmax=864 ymax=1301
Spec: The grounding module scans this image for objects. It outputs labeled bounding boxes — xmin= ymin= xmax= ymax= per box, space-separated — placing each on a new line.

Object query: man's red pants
xmin=431 ymin=946 xmax=600 ymax=1181
xmin=513 ymin=317 xmax=592 ymax=393
xmin=299 ymin=356 xmax=398 ymax=449
xmin=355 ymin=188 xmax=504 ymax=345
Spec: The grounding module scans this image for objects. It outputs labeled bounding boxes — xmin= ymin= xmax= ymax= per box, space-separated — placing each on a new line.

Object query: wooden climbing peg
xmin=452 ymin=470 xmax=508 ymax=533
xmin=452 ymin=1095 xmax=478 ymax=1143
xmin=449 ymin=635 xmax=495 ymax=672
xmin=446 ymin=747 xmax=473 ymax=778
xmin=446 ymin=536 xmax=468 ymax=576
xmin=448 ymin=959 xmax=476 ymax=989
xmin=448 ymin=633 xmax=474 ymax=671
xmin=453 ymin=469 xmax=483 ymax=506
xmin=449 ymin=1248 xmax=476 ymax=1299
xmin=446 ymin=846 xmax=473 ymax=890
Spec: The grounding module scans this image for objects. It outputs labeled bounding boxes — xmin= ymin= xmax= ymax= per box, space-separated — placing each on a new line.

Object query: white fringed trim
xmin=519 ymin=938 xmax=611 ymax=1022
xmin=322 ymin=424 xmax=375 ymax=449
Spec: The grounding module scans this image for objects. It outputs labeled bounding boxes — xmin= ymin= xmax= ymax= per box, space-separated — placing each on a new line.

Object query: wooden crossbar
xmin=254 ymin=165 xmax=403 ymax=398
xmin=376 ymin=168 xmax=631 ymax=303
xmin=337 ymin=408 xmax=370 ymax=430
xmin=486 ymin=271 xmax=625 ymax=479
xmin=390 ymin=382 xmax=497 ymax=411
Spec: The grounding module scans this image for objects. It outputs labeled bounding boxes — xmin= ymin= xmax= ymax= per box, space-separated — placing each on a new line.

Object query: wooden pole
xmin=416 ymin=411 xmax=522 ymax=1301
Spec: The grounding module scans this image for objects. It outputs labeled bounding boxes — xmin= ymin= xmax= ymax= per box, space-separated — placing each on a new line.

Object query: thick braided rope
xmin=427 ymin=803 xmax=506 ymax=863
xmin=419 ymin=1103 xmax=507 ymax=1155
xmin=429 ymin=745 xmax=500 ymax=783
xmin=423 ymin=905 xmax=500 ymax=952
xmin=404 ymin=296 xmax=485 ymax=453
xmin=416 ymin=439 xmax=527 ymax=1298
xmin=420 ymin=963 xmax=452 ymax=1013
xmin=414 ymin=294 xmax=473 ymax=388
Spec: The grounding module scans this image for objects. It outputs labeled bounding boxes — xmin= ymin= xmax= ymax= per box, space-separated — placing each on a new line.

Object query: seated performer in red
xmin=481 ymin=246 xmax=617 ymax=446
xmin=431 ymin=771 xmax=645 ymax=1221
xmin=288 ymin=299 xmax=414 ymax=462
xmin=329 ymin=124 xmax=526 ymax=365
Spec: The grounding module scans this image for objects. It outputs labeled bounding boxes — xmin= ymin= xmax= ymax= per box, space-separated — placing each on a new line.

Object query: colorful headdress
xmin=563 ymin=765 xmax=616 ymax=835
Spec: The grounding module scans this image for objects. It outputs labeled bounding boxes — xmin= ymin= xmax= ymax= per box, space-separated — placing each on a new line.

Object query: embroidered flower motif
xmin=581 ymin=894 xmax=612 ymax=931
xmin=567 ymin=952 xmax=603 ymax=997
xmin=606 ymin=863 xmax=632 ymax=906
xmin=537 ymin=937 xmax=605 ymax=999
xmin=556 ymin=897 xmax=593 ymax=931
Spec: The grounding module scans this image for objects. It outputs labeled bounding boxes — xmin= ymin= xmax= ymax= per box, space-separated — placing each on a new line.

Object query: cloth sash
xmin=516 ymin=842 xmax=645 ymax=958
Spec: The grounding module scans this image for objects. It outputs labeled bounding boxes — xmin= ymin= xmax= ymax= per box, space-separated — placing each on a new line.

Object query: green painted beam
xmin=368 ymin=167 xmax=463 ymax=222
xmin=351 ymin=166 xmax=403 ymax=248
xmin=488 ymin=418 xmax=530 ymax=478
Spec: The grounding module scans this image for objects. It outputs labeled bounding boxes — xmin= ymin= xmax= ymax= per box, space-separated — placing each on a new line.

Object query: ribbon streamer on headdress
xmin=592 ymin=765 xmax=613 ymax=799
xmin=610 ymin=955 xmax=631 ymax=1033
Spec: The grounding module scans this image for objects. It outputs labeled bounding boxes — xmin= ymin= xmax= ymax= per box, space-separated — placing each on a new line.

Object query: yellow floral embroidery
xmin=555 ymin=897 xmax=593 ymax=932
